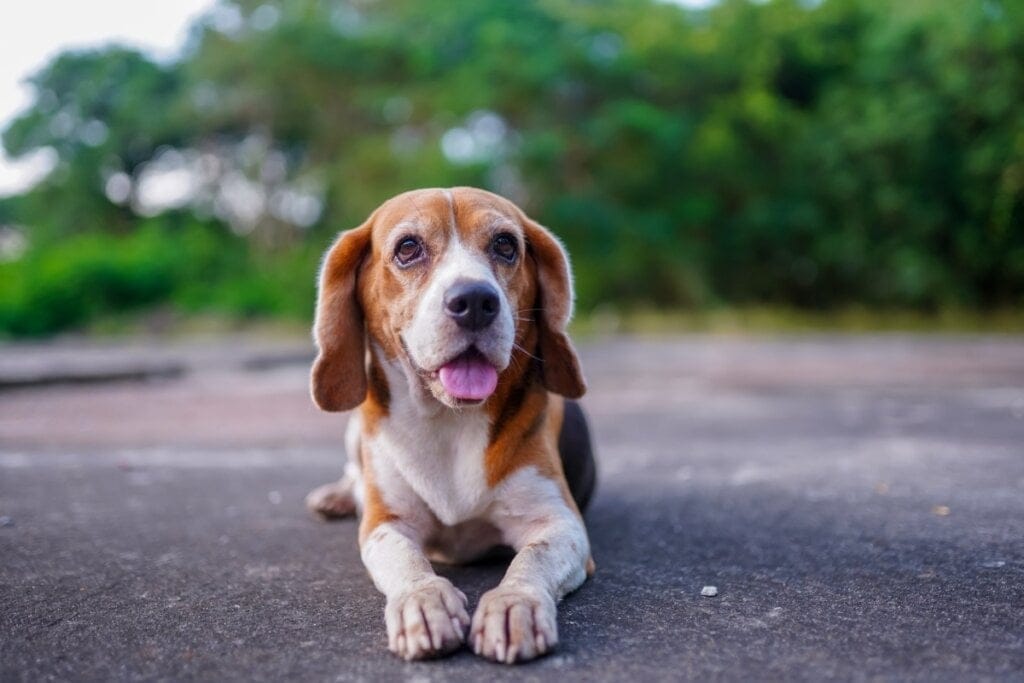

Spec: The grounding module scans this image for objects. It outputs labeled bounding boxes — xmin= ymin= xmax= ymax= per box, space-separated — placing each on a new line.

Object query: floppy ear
xmin=522 ymin=216 xmax=587 ymax=398
xmin=311 ymin=223 xmax=372 ymax=412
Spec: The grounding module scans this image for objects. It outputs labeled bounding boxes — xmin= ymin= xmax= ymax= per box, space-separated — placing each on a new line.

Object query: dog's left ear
xmin=311 ymin=222 xmax=373 ymax=412
xmin=521 ymin=215 xmax=587 ymax=398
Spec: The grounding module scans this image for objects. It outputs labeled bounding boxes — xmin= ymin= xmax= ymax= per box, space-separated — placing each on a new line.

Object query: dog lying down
xmin=305 ymin=187 xmax=596 ymax=664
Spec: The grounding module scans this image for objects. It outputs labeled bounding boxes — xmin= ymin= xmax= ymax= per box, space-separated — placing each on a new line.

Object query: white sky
xmin=0 ymin=0 xmax=715 ymax=197
xmin=0 ymin=0 xmax=214 ymax=196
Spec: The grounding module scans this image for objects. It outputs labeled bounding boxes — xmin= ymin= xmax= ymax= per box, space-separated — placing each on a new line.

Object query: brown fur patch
xmin=542 ymin=396 xmax=577 ymax=507
xmin=361 ymin=347 xmax=390 ymax=436
xmin=311 ymin=224 xmax=373 ymax=412
xmin=488 ymin=358 xmax=539 ymax=445
xmin=517 ymin=212 xmax=586 ymax=398
xmin=484 ymin=381 xmax=555 ymax=487
xmin=358 ymin=444 xmax=398 ymax=545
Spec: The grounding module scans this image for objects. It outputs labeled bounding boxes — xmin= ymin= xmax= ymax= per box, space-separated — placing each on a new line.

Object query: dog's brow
xmin=385 ymin=220 xmax=426 ymax=249
xmin=481 ymin=212 xmax=518 ymax=233
xmin=391 ymin=219 xmax=422 ymax=235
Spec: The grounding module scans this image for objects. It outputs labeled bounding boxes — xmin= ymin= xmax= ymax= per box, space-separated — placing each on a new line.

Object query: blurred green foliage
xmin=0 ymin=216 xmax=319 ymax=335
xmin=1 ymin=0 xmax=1022 ymax=337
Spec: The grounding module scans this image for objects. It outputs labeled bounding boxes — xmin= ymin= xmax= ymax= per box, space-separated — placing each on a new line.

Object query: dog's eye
xmin=394 ymin=237 xmax=424 ymax=266
xmin=492 ymin=233 xmax=517 ymax=263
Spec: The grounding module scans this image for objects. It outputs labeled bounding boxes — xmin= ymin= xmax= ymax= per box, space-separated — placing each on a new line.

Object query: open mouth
xmin=436 ymin=346 xmax=498 ymax=402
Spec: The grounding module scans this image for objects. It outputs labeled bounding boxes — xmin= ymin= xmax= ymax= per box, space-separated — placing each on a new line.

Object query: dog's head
xmin=311 ymin=187 xmax=585 ymax=411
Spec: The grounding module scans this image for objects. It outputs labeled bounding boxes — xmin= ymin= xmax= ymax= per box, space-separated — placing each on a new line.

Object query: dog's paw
xmin=305 ymin=479 xmax=356 ymax=519
xmin=471 ymin=585 xmax=557 ymax=664
xmin=385 ymin=577 xmax=470 ymax=660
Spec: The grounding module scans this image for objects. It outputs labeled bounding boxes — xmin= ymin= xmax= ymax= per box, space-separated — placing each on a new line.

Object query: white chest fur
xmin=369 ymin=407 xmax=491 ymax=527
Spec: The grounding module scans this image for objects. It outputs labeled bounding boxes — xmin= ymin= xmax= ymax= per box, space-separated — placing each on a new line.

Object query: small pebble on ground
xmin=701 ymin=586 xmax=718 ymax=597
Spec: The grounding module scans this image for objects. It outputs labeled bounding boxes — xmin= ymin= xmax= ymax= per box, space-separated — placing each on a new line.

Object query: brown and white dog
xmin=305 ymin=187 xmax=596 ymax=664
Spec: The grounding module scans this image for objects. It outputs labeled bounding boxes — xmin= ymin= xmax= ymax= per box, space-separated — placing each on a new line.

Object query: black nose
xmin=444 ymin=281 xmax=500 ymax=331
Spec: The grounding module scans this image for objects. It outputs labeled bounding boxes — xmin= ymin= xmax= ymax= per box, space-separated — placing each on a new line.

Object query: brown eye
xmin=394 ymin=236 xmax=424 ymax=266
xmin=492 ymin=233 xmax=517 ymax=263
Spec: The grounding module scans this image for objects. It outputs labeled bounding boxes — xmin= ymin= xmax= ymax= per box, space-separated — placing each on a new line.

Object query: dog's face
xmin=311 ymin=187 xmax=585 ymax=411
xmin=361 ymin=189 xmax=532 ymax=407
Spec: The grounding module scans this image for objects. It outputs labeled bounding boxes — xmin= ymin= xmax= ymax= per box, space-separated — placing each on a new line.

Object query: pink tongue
xmin=438 ymin=353 xmax=498 ymax=401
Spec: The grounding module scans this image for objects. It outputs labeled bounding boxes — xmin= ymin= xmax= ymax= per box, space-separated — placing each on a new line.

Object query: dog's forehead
xmin=451 ymin=187 xmax=523 ymax=240
xmin=369 ymin=188 xmax=521 ymax=244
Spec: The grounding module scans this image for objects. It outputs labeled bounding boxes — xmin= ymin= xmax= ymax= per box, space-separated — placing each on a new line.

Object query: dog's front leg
xmin=361 ymin=520 xmax=471 ymax=660
xmin=471 ymin=500 xmax=591 ymax=664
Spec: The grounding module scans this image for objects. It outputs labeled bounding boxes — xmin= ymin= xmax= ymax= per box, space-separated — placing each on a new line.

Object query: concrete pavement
xmin=2 ymin=335 xmax=1023 ymax=681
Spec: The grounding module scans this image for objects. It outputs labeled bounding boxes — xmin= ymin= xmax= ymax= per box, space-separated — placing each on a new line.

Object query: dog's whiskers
xmin=512 ymin=342 xmax=542 ymax=363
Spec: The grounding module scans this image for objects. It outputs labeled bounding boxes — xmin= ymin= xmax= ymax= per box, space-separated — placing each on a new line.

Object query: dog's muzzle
xmin=444 ymin=280 xmax=500 ymax=331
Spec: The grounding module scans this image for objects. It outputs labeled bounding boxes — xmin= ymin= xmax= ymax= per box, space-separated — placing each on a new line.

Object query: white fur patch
xmin=344 ymin=413 xmax=365 ymax=513
xmin=469 ymin=467 xmax=589 ymax=663
xmin=490 ymin=467 xmax=590 ymax=598
xmin=361 ymin=521 xmax=471 ymax=660
xmin=442 ymin=188 xmax=456 ymax=233
xmin=368 ymin=396 xmax=491 ymax=527
xmin=402 ymin=227 xmax=515 ymax=376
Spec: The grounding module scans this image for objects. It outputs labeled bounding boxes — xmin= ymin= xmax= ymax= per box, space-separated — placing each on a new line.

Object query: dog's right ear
xmin=311 ymin=222 xmax=372 ymax=412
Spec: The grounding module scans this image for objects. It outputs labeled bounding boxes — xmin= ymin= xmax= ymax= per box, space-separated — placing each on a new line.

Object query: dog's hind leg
xmin=306 ymin=415 xmax=363 ymax=520
xmin=306 ymin=466 xmax=358 ymax=519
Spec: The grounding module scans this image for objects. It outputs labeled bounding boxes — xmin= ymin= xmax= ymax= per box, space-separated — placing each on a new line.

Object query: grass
xmin=570 ymin=306 xmax=1024 ymax=337
xmin=53 ymin=304 xmax=1024 ymax=343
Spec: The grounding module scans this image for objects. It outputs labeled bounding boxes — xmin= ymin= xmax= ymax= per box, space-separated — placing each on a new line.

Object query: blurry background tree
xmin=1 ymin=0 xmax=1022 ymax=337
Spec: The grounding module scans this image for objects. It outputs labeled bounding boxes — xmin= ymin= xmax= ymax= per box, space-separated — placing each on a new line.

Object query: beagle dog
xmin=305 ymin=187 xmax=596 ymax=664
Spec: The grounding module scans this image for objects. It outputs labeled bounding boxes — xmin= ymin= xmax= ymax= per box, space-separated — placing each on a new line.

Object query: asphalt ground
xmin=2 ymin=335 xmax=1023 ymax=681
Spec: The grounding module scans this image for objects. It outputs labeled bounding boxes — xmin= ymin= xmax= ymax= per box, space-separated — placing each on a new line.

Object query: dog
xmin=305 ymin=187 xmax=596 ymax=664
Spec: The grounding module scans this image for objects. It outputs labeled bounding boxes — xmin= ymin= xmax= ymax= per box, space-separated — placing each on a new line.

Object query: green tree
xmin=3 ymin=48 xmax=184 ymax=238
xmin=2 ymin=0 xmax=1022 ymax=338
